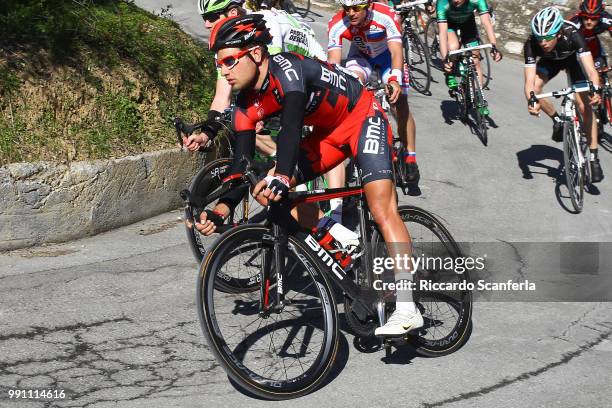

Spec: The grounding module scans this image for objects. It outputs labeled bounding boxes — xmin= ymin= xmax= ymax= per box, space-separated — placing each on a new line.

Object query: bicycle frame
xmin=205 ymin=158 xmax=385 ymax=321
xmin=535 ymin=85 xmax=593 ymax=169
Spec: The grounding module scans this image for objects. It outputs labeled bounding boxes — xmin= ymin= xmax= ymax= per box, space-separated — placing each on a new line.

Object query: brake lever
xmin=528 ymin=91 xmax=540 ymax=117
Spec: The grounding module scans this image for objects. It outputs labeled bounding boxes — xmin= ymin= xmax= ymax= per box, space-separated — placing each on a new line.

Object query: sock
xmin=590 ymin=148 xmax=598 ymax=161
xmin=329 ymin=198 xmax=343 ymax=224
xmin=328 ymin=222 xmax=359 ymax=248
xmin=552 ymin=113 xmax=562 ymax=124
xmin=394 ymin=271 xmax=417 ymax=316
xmin=316 ymin=216 xmax=335 ymax=231
xmin=404 ymin=151 xmax=417 ymax=164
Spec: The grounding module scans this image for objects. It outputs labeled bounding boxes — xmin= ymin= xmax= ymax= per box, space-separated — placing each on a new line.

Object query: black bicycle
xmin=447 ymin=43 xmax=492 ymax=145
xmin=196 ymin=156 xmax=472 ymax=399
xmin=395 ymin=0 xmax=432 ymax=95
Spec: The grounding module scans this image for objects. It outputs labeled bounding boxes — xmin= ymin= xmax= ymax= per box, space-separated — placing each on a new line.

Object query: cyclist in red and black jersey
xmin=569 ymin=0 xmax=612 ymax=69
xmin=207 ymin=14 xmax=425 ymax=336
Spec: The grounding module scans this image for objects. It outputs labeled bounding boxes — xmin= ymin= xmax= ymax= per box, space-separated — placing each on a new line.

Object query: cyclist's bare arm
xmin=523 ymin=65 xmax=537 ymax=101
xmin=479 ymin=13 xmax=499 ymax=58
xmin=579 ymin=52 xmax=602 ymax=88
xmin=211 ymin=76 xmax=233 ymax=113
xmin=437 ymin=20 xmax=450 ymax=59
xmin=578 ymin=52 xmax=602 ymax=105
xmin=327 ymin=48 xmax=342 ymax=65
xmin=387 ymin=40 xmax=404 ymax=103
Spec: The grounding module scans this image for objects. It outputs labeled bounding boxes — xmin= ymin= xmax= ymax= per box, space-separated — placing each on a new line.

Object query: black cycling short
xmin=448 ymin=15 xmax=481 ymax=48
xmin=536 ymin=55 xmax=587 ymax=85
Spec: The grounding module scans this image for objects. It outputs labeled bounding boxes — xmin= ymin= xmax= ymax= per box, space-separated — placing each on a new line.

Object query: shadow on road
xmin=516 ymin=144 xmax=563 ymax=181
xmin=440 ymin=100 xmax=461 ymax=125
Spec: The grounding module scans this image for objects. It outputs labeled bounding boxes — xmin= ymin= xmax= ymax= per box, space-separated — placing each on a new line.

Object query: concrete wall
xmin=0 ymin=150 xmax=202 ymax=251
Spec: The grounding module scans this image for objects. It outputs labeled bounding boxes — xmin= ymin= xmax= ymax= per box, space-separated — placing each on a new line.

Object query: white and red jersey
xmin=328 ymin=3 xmax=402 ymax=58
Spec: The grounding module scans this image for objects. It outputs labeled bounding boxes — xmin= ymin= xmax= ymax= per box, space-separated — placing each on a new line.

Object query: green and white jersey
xmin=216 ymin=8 xmax=326 ymax=79
xmin=256 ymin=8 xmax=326 ymax=59
xmin=436 ymin=0 xmax=490 ymax=25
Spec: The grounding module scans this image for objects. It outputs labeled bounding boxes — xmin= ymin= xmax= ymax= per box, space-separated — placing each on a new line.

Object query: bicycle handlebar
xmin=534 ymin=82 xmax=596 ymax=100
xmin=448 ymin=43 xmax=493 ymax=57
xmin=394 ymin=0 xmax=430 ymax=12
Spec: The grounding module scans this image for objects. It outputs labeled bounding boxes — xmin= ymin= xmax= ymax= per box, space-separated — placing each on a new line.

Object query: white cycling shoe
xmin=374 ymin=308 xmax=424 ymax=337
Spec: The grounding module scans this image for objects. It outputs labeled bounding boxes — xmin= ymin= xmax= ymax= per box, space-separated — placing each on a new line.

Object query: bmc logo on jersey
xmin=272 ymin=54 xmax=299 ymax=81
xmin=320 ymin=66 xmax=347 ymax=91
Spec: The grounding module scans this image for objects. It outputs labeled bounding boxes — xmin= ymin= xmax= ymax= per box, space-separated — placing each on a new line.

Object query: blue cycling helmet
xmin=531 ymin=7 xmax=564 ymax=38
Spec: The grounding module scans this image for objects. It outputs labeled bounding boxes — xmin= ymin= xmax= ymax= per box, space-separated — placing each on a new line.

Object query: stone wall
xmin=0 ymin=150 xmax=202 ymax=251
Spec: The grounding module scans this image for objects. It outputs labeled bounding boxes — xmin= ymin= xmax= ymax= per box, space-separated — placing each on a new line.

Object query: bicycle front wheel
xmin=197 ymin=225 xmax=339 ymax=399
xmin=563 ymin=122 xmax=585 ymax=213
xmin=404 ymin=30 xmax=432 ymax=95
xmin=424 ymin=18 xmax=442 ymax=70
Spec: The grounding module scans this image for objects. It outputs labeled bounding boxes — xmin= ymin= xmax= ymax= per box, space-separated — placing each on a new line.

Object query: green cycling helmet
xmin=198 ymin=0 xmax=244 ymax=16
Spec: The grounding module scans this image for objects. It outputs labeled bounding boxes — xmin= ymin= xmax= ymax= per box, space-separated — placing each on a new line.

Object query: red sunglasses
xmin=215 ymin=46 xmax=259 ymax=70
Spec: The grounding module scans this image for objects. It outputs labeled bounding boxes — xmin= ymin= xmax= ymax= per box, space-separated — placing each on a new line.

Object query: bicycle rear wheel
xmin=197 ymin=225 xmax=339 ymax=399
xmin=404 ymin=30 xmax=432 ymax=95
xmin=371 ymin=206 xmax=472 ymax=356
xmin=562 ymin=122 xmax=585 ymax=213
xmin=281 ymin=0 xmax=298 ymax=14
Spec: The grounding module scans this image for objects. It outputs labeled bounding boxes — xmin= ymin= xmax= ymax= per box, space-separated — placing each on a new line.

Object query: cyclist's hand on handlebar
xmin=491 ymin=45 xmax=503 ymax=62
xmin=254 ymin=174 xmax=291 ymax=203
xmin=195 ymin=207 xmax=227 ymax=236
xmin=443 ymin=57 xmax=453 ymax=73
xmin=387 ymin=81 xmax=401 ymax=104
xmin=589 ymin=91 xmax=601 ymax=106
xmin=182 ymin=131 xmax=210 ymax=152
xmin=425 ymin=3 xmax=436 ymax=15
xmin=527 ymin=101 xmax=541 ymax=116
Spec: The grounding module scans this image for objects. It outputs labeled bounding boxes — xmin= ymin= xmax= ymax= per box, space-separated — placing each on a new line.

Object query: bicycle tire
xmin=470 ymin=73 xmax=488 ymax=146
xmin=197 ymin=225 xmax=339 ymax=399
xmin=370 ymin=205 xmax=472 ymax=356
xmin=481 ymin=47 xmax=491 ymax=89
xmin=185 ymin=157 xmax=266 ymax=263
xmin=404 ymin=30 xmax=432 ymax=95
xmin=562 ymin=122 xmax=585 ymax=213
xmin=424 ymin=18 xmax=442 ymax=70
xmin=281 ymin=0 xmax=298 ymax=15
xmin=299 ymin=0 xmax=310 ymax=17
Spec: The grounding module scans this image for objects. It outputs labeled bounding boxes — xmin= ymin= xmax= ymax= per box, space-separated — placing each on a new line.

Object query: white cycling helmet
xmin=531 ymin=6 xmax=564 ymax=38
xmin=338 ymin=0 xmax=370 ymax=7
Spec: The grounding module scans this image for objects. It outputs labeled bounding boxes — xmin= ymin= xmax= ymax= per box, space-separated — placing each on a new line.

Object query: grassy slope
xmin=0 ymin=0 xmax=216 ymax=165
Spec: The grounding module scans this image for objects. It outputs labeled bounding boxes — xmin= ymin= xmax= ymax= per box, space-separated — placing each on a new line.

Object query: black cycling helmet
xmin=208 ymin=14 xmax=272 ymax=52
xmin=580 ymin=0 xmax=605 ymax=17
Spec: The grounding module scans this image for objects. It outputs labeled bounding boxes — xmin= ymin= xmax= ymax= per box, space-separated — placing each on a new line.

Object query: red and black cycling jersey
xmin=230 ymin=52 xmax=363 ymax=177
xmin=569 ymin=11 xmax=612 ymax=59
xmin=524 ymin=23 xmax=591 ymax=66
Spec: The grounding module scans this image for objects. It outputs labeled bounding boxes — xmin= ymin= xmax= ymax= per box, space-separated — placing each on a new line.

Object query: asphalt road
xmin=1 ymin=2 xmax=611 ymax=407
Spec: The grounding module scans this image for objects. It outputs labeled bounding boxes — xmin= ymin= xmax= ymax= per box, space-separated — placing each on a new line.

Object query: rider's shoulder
xmin=329 ymin=10 xmax=349 ymax=28
xmin=562 ymin=20 xmax=580 ymax=31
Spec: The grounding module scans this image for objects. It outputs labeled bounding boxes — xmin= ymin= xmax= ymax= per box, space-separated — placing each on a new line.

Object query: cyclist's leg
xmin=293 ymin=129 xmax=351 ymax=229
xmin=324 ymin=163 xmax=346 ymax=223
xmin=570 ymin=57 xmax=604 ymax=181
xmin=459 ymin=16 xmax=484 ymax=86
xmin=445 ymin=23 xmax=461 ymax=89
xmin=345 ymin=45 xmax=372 ymax=85
xmin=535 ymin=59 xmax=560 ymax=117
xmin=379 ymin=53 xmax=419 ymax=181
xmin=350 ymin=96 xmax=423 ymax=334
